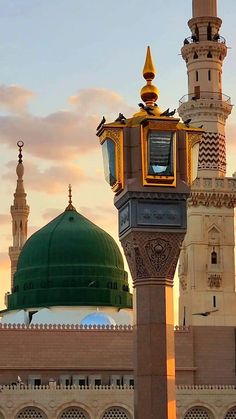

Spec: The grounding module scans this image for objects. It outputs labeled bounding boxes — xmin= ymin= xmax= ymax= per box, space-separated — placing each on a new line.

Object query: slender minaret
xmin=9 ymin=141 xmax=30 ymax=288
xmin=178 ymin=0 xmax=236 ymax=326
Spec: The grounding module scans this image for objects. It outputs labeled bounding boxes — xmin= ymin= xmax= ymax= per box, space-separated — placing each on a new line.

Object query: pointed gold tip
xmin=143 ymin=46 xmax=156 ymax=80
xmin=65 ymin=184 xmax=76 ymax=211
xmin=140 ymin=46 xmax=159 ymax=106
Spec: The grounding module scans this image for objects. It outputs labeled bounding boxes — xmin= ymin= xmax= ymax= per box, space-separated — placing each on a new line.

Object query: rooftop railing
xmin=179 ymin=91 xmax=231 ymax=105
xmin=183 ymin=35 xmax=226 ymax=45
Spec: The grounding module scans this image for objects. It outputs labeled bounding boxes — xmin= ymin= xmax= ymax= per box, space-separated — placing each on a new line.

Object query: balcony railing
xmin=179 ymin=91 xmax=231 ymax=105
xmin=183 ymin=35 xmax=226 ymax=45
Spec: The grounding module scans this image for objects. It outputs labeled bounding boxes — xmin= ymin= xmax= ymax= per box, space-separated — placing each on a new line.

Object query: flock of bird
xmin=96 ymin=103 xmax=204 ymax=132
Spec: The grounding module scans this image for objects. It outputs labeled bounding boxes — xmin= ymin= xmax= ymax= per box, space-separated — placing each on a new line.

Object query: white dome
xmin=80 ymin=312 xmax=116 ymax=326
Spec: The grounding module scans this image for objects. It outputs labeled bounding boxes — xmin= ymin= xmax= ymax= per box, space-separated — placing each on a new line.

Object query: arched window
xmin=225 ymin=407 xmax=236 ymax=419
xmin=59 ymin=407 xmax=89 ymax=419
xmin=195 ymin=25 xmax=199 ymax=41
xmin=196 ymin=71 xmax=198 ymax=81
xmin=207 ymin=23 xmax=212 ymax=40
xmin=16 ymin=407 xmax=47 ymax=419
xmin=184 ymin=406 xmax=212 ymax=419
xmin=101 ymin=407 xmax=131 ymax=419
xmin=193 ymin=52 xmax=198 ymax=59
xmin=207 ymin=51 xmax=212 ymax=58
xmin=211 ymin=250 xmax=217 ymax=264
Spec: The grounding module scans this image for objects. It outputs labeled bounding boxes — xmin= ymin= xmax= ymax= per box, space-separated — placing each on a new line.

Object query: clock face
xmin=102 ymin=138 xmax=117 ymax=186
xmin=148 ymin=130 xmax=174 ymax=176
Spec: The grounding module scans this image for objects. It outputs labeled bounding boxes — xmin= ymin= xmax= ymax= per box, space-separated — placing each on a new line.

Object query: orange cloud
xmin=42 ymin=208 xmax=61 ymax=221
xmin=0 ymin=87 xmax=136 ymax=160
xmin=3 ymin=160 xmax=88 ymax=194
xmin=0 ymin=85 xmax=34 ymax=113
xmin=0 ymin=214 xmax=11 ymax=226
xmin=69 ymin=88 xmax=135 ymax=116
xmin=0 ymin=252 xmax=10 ymax=270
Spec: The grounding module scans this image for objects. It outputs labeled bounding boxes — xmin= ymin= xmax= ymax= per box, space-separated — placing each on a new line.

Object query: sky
xmin=0 ymin=0 xmax=235 ymax=319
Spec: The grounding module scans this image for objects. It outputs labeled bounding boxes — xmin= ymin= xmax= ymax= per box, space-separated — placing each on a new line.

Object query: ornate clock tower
xmin=178 ymin=0 xmax=236 ymax=326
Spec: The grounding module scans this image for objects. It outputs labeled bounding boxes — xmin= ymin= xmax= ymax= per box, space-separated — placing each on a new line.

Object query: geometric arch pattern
xmin=184 ymin=407 xmax=212 ymax=419
xmin=16 ymin=407 xmax=47 ymax=419
xmin=225 ymin=408 xmax=236 ymax=419
xmin=59 ymin=407 xmax=89 ymax=419
xmin=101 ymin=407 xmax=130 ymax=419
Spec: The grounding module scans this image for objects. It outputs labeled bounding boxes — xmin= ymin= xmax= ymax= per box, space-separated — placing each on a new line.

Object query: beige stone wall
xmin=1 ymin=325 xmax=236 ymax=386
xmin=0 ymin=386 xmax=236 ymax=419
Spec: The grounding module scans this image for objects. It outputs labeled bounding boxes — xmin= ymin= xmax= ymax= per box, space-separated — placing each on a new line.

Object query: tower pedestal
xmin=121 ymin=231 xmax=185 ymax=419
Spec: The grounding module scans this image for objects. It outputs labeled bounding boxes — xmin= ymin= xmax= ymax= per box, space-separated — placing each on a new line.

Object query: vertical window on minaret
xmin=193 ymin=52 xmax=198 ymax=59
xmin=208 ymin=70 xmax=211 ymax=81
xmin=211 ymin=250 xmax=217 ymax=264
xmin=196 ymin=71 xmax=198 ymax=82
xmin=207 ymin=51 xmax=212 ymax=58
xmin=213 ymin=296 xmax=216 ymax=308
xmin=207 ymin=23 xmax=212 ymax=41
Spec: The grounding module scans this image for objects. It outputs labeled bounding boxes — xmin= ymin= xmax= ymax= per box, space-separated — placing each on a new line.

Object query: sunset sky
xmin=0 ymin=0 xmax=235 ymax=318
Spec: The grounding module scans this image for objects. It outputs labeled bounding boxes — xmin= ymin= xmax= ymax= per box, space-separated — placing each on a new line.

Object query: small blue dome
xmin=80 ymin=312 xmax=116 ymax=326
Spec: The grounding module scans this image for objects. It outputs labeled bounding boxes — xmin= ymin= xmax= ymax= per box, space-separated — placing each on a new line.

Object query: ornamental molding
xmin=188 ymin=191 xmax=236 ymax=208
xmin=181 ymin=42 xmax=227 ymax=61
xmin=178 ymin=101 xmax=232 ymax=121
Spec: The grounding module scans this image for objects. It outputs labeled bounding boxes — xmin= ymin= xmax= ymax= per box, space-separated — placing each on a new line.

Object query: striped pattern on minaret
xmin=198 ymin=132 xmax=226 ymax=173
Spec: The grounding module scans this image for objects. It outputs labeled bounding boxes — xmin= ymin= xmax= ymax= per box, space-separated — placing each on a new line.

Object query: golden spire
xmin=65 ymin=184 xmax=76 ymax=211
xmin=140 ymin=46 xmax=159 ymax=106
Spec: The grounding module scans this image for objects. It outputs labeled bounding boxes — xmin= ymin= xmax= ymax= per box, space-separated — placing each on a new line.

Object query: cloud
xmin=0 ymin=252 xmax=10 ymax=270
xmin=0 ymin=85 xmax=34 ymax=113
xmin=42 ymin=208 xmax=61 ymax=221
xmin=3 ymin=160 xmax=88 ymax=194
xmin=0 ymin=87 xmax=136 ymax=160
xmin=0 ymin=214 xmax=11 ymax=226
xmin=69 ymin=88 xmax=135 ymax=115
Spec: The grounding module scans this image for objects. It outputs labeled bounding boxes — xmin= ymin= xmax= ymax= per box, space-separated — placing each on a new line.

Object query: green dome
xmin=8 ymin=209 xmax=132 ymax=311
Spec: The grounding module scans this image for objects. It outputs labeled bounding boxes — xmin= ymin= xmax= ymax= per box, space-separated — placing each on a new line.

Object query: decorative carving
xmin=180 ymin=276 xmax=187 ymax=291
xmin=145 ymin=238 xmax=172 ymax=273
xmin=134 ymin=246 xmax=149 ymax=278
xmin=188 ymin=191 xmax=236 ymax=208
xmin=121 ymin=231 xmax=185 ymax=285
xmin=208 ymin=274 xmax=222 ymax=288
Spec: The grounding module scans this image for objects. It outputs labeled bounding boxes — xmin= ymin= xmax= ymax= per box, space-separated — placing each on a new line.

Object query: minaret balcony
xmin=183 ymin=35 xmax=226 ymax=45
xmin=179 ymin=91 xmax=231 ymax=105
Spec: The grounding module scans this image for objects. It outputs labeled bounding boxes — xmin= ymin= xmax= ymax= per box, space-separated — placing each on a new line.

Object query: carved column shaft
xmin=122 ymin=231 xmax=185 ymax=419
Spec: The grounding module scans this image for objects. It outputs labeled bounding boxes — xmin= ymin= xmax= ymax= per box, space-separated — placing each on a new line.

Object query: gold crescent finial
xmin=140 ymin=46 xmax=159 ymax=106
xmin=65 ymin=184 xmax=76 ymax=211
xmin=17 ymin=140 xmax=24 ymax=163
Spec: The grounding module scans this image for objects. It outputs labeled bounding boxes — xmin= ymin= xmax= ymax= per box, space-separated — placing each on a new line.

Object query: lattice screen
xmin=225 ymin=408 xmax=236 ymax=419
xmin=16 ymin=407 xmax=47 ymax=419
xmin=59 ymin=407 xmax=88 ymax=419
xmin=184 ymin=407 xmax=212 ymax=419
xmin=101 ymin=407 xmax=130 ymax=419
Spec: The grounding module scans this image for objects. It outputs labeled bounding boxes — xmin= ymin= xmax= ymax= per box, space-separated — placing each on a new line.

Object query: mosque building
xmin=0 ymin=1 xmax=236 ymax=419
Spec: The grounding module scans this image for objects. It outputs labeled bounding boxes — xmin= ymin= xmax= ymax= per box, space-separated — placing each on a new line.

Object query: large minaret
xmin=9 ymin=141 xmax=29 ymax=288
xmin=178 ymin=0 xmax=236 ymax=326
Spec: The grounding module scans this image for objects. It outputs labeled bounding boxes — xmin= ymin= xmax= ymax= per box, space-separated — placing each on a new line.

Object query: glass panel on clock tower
xmin=148 ymin=131 xmax=174 ymax=176
xmin=102 ymin=138 xmax=117 ymax=186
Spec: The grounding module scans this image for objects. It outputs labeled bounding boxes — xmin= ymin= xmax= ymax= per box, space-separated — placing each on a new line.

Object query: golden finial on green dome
xmin=65 ymin=184 xmax=76 ymax=211
xmin=140 ymin=46 xmax=159 ymax=106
